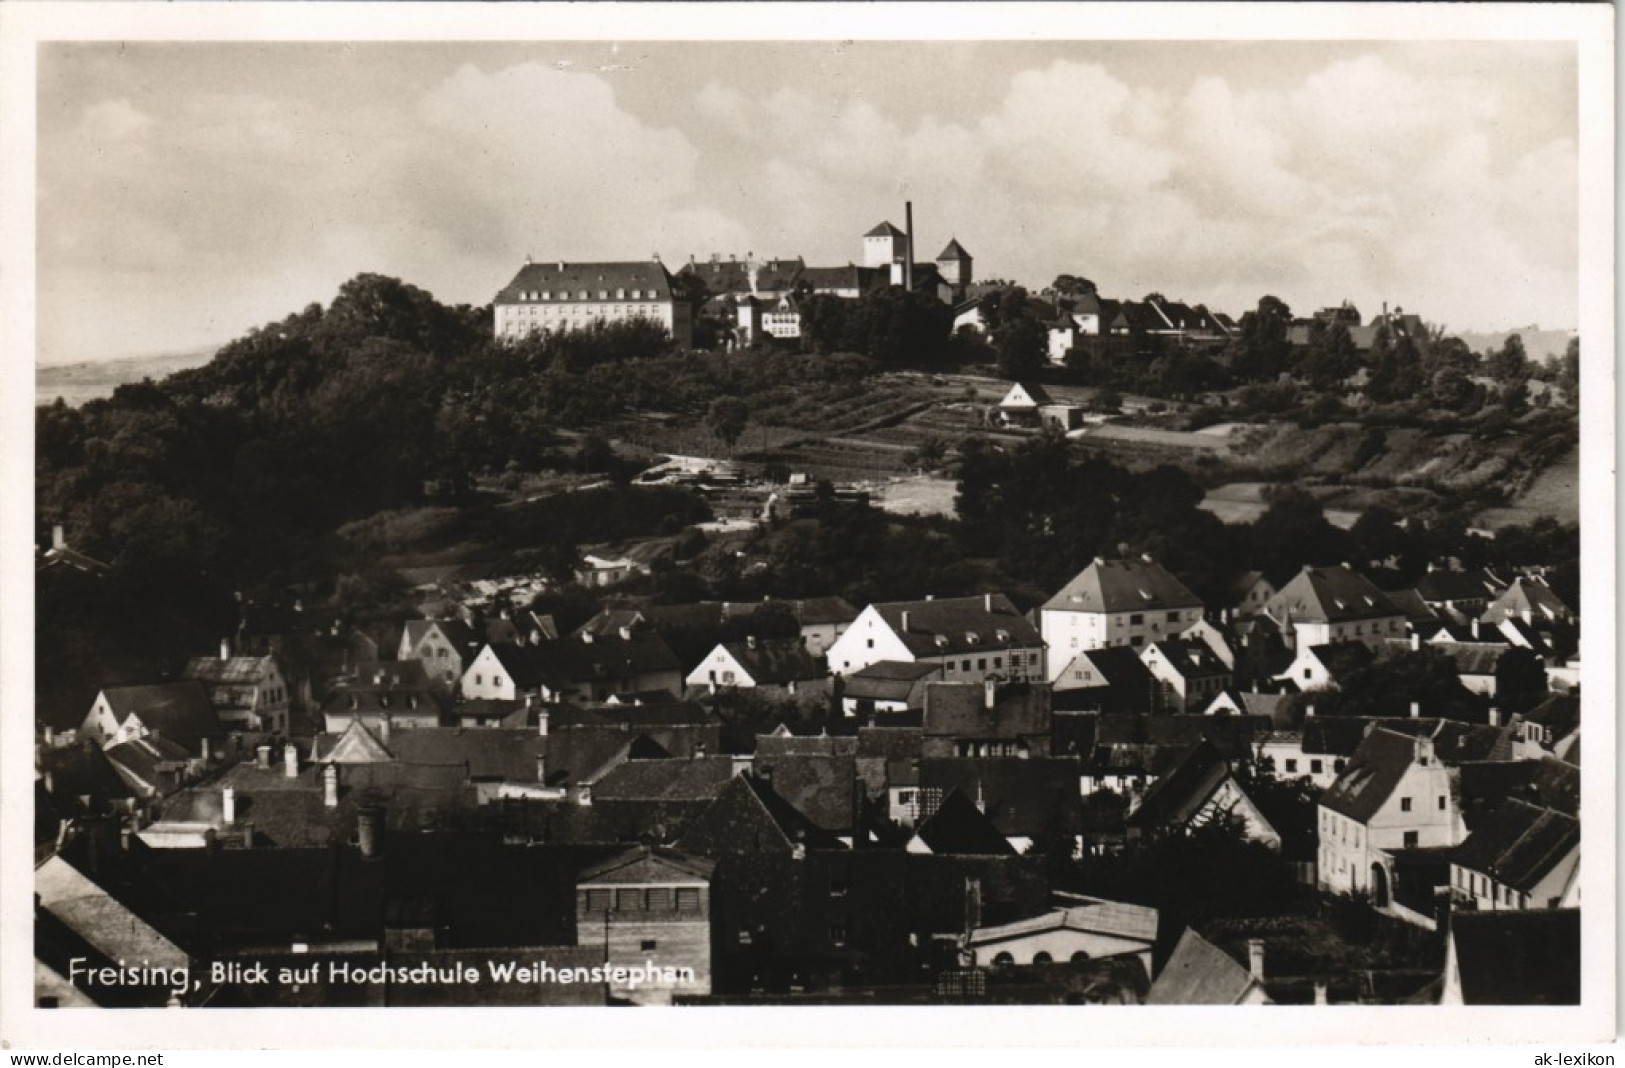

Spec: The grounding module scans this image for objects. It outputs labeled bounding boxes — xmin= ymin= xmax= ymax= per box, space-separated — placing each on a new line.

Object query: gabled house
xmin=1050 ymin=646 xmax=1158 ymax=715
xmin=463 ymin=633 xmax=684 ymax=706
xmin=1227 ymin=570 xmax=1276 ymax=618
xmin=1125 ymin=741 xmax=1280 ymax=849
xmin=720 ymin=596 xmax=858 ymax=657
xmin=825 ymin=593 xmax=1046 ymax=682
xmin=906 ymin=789 xmax=1015 ymax=856
xmin=102 ymin=735 xmax=201 ymax=802
xmin=574 ymin=847 xmax=714 ymax=1005
xmin=964 ymin=898 xmax=1158 ymax=976
xmin=996 ymin=382 xmax=1056 ymax=426
xmin=574 ymin=554 xmax=648 ymax=589
xmin=1146 ymin=929 xmax=1271 ymax=1005
xmin=321 ymin=660 xmax=444 ymax=735
xmin=839 ymin=660 xmax=940 ymax=717
xmin=1041 ymin=557 xmax=1205 ymax=676
xmin=685 ymin=637 xmax=826 ymax=696
xmin=1480 ymin=576 xmax=1575 ymax=628
xmin=1139 ymin=638 xmax=1231 ymax=712
xmin=182 ymin=648 xmax=290 ymax=735
xmin=1412 ymin=567 xmax=1507 ymax=622
xmin=397 ymin=619 xmax=482 ymax=693
xmin=1448 ymin=798 xmax=1579 ymax=912
xmin=79 ymin=682 xmax=223 ymax=754
xmin=1275 ymin=640 xmax=1373 ymax=691
xmin=922 ymin=680 xmax=1051 ymax=759
xmin=917 ymin=758 xmax=1085 ymax=854
xmin=675 ymin=773 xmax=846 ymax=857
xmin=1262 ymin=565 xmax=1407 ymax=652
xmin=1318 ymin=726 xmax=1465 ymax=906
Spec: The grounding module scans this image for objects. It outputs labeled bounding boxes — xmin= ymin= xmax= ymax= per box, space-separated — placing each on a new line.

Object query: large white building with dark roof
xmin=1040 ymin=557 xmax=1205 ymax=679
xmin=1262 ymin=564 xmax=1407 ymax=652
xmin=825 ymin=593 xmax=1046 ymax=682
xmin=493 ymin=259 xmax=692 ymax=347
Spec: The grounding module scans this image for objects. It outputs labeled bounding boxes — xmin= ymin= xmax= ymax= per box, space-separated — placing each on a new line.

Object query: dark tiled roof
xmin=589 ymin=755 xmax=735 ymax=802
xmin=865 ymin=221 xmax=906 ymax=238
xmin=1382 ymin=588 xmax=1441 ymax=626
xmin=1451 ymin=798 xmax=1578 ymax=891
xmin=103 ymin=735 xmax=194 ymax=796
xmin=386 ymin=729 xmax=543 ymax=781
xmin=1484 ymin=577 xmax=1572 ymax=623
xmin=1427 ymin=641 xmax=1509 ymax=677
xmin=910 ymin=789 xmax=1015 ymax=856
xmin=842 ymin=660 xmax=940 ymax=703
xmin=856 ymin=724 xmax=924 ymax=762
xmin=798 ymin=264 xmax=888 ymax=293
xmin=1449 ymin=910 xmax=1579 ymax=1004
xmin=1306 ymin=641 xmax=1375 ymax=682
xmin=754 ymin=754 xmax=857 ymax=832
xmin=495 ymin=261 xmax=674 ymax=305
xmin=755 ymin=733 xmax=858 ymax=759
xmin=916 ymin=758 xmax=1083 ymax=837
xmin=1050 ymin=712 xmax=1100 ymax=758
xmin=401 ymin=619 xmax=480 ymax=654
xmin=936 ymin=238 xmax=971 ymax=260
xmin=1125 ymin=741 xmax=1232 ymax=835
xmin=1146 ymin=928 xmax=1264 ymax=1005
xmin=872 ymin=594 xmax=1043 ymax=659
xmin=577 ymin=845 xmax=715 ymax=885
xmin=1458 ymin=758 xmax=1579 ymax=819
xmin=1414 ymin=569 xmax=1505 ymax=604
xmin=1265 ymin=566 xmax=1402 ymax=625
xmin=677 ymin=257 xmax=804 ymax=296
xmin=1522 ymin=693 xmax=1580 ymax=736
xmin=1146 ymin=638 xmax=1229 ymax=680
xmin=1044 ymin=558 xmax=1203 ymax=614
xmin=923 ymin=682 xmax=1051 ymax=741
xmin=718 ymin=639 xmax=825 ymax=685
xmin=183 ymin=656 xmax=277 ymax=686
xmin=1318 ymin=727 xmax=1421 ymax=823
xmin=675 ymin=773 xmax=845 ymax=856
xmin=41 ymin=745 xmax=135 ymax=802
xmin=97 ymin=682 xmax=222 ymax=746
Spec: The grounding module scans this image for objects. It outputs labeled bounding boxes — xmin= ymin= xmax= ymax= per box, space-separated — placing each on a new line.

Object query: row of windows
xmin=516 ymin=288 xmax=656 ymax=301
xmin=511 ymin=304 xmax=658 ymax=318
xmin=1283 ymin=757 xmax=1342 ymax=776
xmin=582 ymin=887 xmax=702 ymax=912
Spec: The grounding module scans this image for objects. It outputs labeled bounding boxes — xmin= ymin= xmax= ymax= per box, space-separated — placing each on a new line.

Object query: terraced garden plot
xmin=1476 ymin=446 xmax=1580 ymax=529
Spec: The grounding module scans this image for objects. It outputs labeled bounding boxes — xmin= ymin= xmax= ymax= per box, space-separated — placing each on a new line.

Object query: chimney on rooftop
xmin=379 ymin=716 xmax=392 ymax=745
xmin=1314 ymin=981 xmax=1328 ymax=1006
xmin=283 ymin=743 xmax=298 ymax=778
xmin=200 ymin=737 xmax=211 ymax=763
xmin=222 ymin=786 xmax=236 ymax=825
xmin=1487 ymin=706 xmax=1500 ymax=728
xmin=256 ymin=744 xmax=272 ymax=770
xmin=984 ymin=678 xmax=997 ymax=710
xmin=1247 ymin=939 xmax=1266 ymax=981
xmin=51 ymin=524 xmax=65 ymax=551
xmin=537 ymin=708 xmax=549 ymax=737
xmin=618 ymin=626 xmax=632 ymax=641
xmin=1409 ymin=701 xmax=1421 ymax=719
xmin=323 ymin=765 xmax=339 ymax=808
xmin=1410 ymin=632 xmax=1421 ymax=651
xmin=746 ymin=634 xmax=757 ymax=650
xmin=1304 ymin=703 xmax=1315 ymax=719
xmin=984 ymin=592 xmax=993 ymax=613
xmin=901 ymin=610 xmax=911 ymax=633
xmin=219 ymin=637 xmax=231 ymax=662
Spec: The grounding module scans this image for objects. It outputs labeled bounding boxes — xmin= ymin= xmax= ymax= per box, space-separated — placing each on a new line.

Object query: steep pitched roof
xmin=675 ymin=773 xmax=845 ymax=856
xmin=1265 ymin=565 xmax=1402 ymax=625
xmin=917 ymin=758 xmax=1083 ymax=837
xmin=536 ymin=632 xmax=684 ymax=684
xmin=402 ymin=618 xmax=480 ymax=653
xmin=313 ymin=719 xmax=395 ymax=764
xmin=798 ymin=264 xmax=888 ymax=293
xmin=1125 ymin=741 xmax=1233 ymax=834
xmin=910 ymin=789 xmax=1015 ymax=855
xmin=865 ymin=220 xmax=907 ymax=238
xmin=1428 ymin=641 xmax=1507 ymax=677
xmin=1305 ymin=641 xmax=1375 ymax=682
xmin=1318 ymin=727 xmax=1422 ymax=823
xmin=754 ymin=754 xmax=858 ymax=832
xmin=495 ymin=260 xmax=674 ymax=305
xmin=1383 ymin=588 xmax=1442 ymax=626
xmin=871 ymin=594 xmax=1042 ymax=658
xmin=96 ymin=682 xmax=222 ymax=745
xmin=1483 ymin=577 xmax=1573 ymax=623
xmin=936 ymin=238 xmax=971 ymax=261
xmin=1458 ymin=757 xmax=1579 ymax=820
xmin=1451 ymin=798 xmax=1578 ymax=891
xmin=1145 ymin=638 xmax=1229 ymax=680
xmin=1044 ymin=558 xmax=1204 ymax=614
xmin=386 ymin=729 xmax=544 ymax=782
xmin=1146 ymin=928 xmax=1266 ymax=1005
xmin=183 ymin=655 xmax=277 ymax=686
xmin=1448 ymin=910 xmax=1579 ymax=1004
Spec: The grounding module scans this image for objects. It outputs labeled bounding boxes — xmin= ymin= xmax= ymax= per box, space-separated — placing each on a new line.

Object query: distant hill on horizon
xmin=35 ymin=347 xmax=218 ymax=407
xmin=1453 ymin=326 xmax=1577 ymax=363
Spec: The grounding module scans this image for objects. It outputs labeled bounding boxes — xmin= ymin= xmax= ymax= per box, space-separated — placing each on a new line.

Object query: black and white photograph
xmin=2 ymin=1 xmax=1614 ymax=1052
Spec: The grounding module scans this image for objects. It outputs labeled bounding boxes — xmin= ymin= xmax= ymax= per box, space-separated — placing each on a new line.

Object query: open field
xmin=1475 ymin=446 xmax=1580 ymax=529
xmin=1198 ymin=483 xmax=1361 ymax=529
xmin=872 ymin=474 xmax=959 ymax=517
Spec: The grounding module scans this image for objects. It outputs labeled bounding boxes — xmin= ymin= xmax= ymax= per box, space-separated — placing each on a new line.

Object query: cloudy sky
xmin=36 ymin=38 xmax=1578 ymax=364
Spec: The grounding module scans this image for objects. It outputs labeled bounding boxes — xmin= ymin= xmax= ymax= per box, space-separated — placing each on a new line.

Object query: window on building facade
xmin=676 ymin=888 xmax=701 ymax=911
xmin=1167 ymin=612 xmax=1180 ymax=623
xmin=616 ymin=889 xmax=641 ymax=911
xmin=1400 ymin=797 xmax=1412 ymax=812
xmin=1285 ymin=759 xmax=1298 ymax=773
xmin=585 ymin=889 xmax=611 ymax=912
xmin=1404 ymin=831 xmax=1419 ymax=848
xmin=1438 ymin=796 xmax=1446 ymax=810
xmin=1130 ymin=613 xmax=1144 ymax=625
xmin=641 ymin=939 xmax=658 ymax=952
xmin=646 ymin=888 xmax=672 ymax=910
xmin=1310 ymin=760 xmax=1323 ymax=774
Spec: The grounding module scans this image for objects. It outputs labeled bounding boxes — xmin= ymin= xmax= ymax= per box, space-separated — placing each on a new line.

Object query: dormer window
xmin=578 ymin=290 xmax=589 ymax=299
xmin=632 ymin=289 xmax=642 ymax=299
xmin=542 ymin=290 xmax=551 ymax=300
xmin=598 ymin=290 xmax=609 ymax=300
